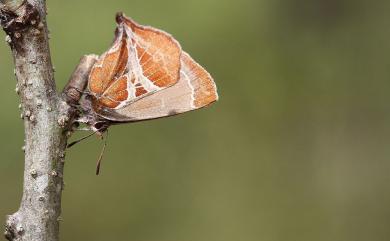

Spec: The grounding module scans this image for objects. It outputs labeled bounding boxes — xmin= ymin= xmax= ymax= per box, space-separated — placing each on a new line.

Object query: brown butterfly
xmin=77 ymin=13 xmax=218 ymax=133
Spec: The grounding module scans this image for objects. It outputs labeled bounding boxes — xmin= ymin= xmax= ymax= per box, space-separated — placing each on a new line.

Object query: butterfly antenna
xmin=96 ymin=130 xmax=109 ymax=175
xmin=67 ymin=131 xmax=97 ymax=148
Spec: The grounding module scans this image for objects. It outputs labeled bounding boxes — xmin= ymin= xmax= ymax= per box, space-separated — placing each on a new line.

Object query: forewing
xmin=97 ymin=52 xmax=218 ymax=122
xmin=121 ymin=15 xmax=181 ymax=89
xmin=88 ymin=13 xmax=182 ymax=109
xmin=88 ymin=26 xmax=129 ymax=109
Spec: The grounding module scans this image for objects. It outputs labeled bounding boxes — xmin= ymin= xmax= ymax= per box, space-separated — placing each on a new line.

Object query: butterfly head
xmin=76 ymin=94 xmax=111 ymax=134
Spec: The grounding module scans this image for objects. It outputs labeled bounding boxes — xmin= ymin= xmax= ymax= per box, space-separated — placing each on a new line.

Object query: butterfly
xmin=77 ymin=13 xmax=218 ymax=134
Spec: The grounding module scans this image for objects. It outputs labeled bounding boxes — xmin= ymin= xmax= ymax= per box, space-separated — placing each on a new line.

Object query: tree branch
xmin=0 ymin=1 xmax=95 ymax=240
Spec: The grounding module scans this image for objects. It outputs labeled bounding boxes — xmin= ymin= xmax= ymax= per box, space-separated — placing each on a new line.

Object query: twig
xmin=0 ymin=1 xmax=96 ymax=240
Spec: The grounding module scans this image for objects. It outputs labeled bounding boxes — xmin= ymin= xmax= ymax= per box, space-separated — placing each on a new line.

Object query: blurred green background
xmin=1 ymin=0 xmax=390 ymax=240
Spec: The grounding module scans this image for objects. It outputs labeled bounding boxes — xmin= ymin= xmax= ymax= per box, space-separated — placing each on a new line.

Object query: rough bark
xmin=0 ymin=1 xmax=96 ymax=240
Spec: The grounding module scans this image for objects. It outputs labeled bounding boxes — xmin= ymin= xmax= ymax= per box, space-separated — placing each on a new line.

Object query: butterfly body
xmin=78 ymin=13 xmax=218 ymax=134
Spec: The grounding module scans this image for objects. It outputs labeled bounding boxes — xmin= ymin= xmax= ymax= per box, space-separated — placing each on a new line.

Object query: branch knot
xmin=0 ymin=1 xmax=39 ymax=35
xmin=4 ymin=212 xmax=23 ymax=241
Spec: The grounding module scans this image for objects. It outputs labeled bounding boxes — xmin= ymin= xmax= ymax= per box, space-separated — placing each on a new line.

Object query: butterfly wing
xmin=88 ymin=13 xmax=182 ymax=109
xmin=96 ymin=52 xmax=218 ymax=122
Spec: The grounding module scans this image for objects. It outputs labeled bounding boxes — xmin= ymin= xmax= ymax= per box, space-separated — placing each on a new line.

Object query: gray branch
xmin=0 ymin=1 xmax=95 ymax=240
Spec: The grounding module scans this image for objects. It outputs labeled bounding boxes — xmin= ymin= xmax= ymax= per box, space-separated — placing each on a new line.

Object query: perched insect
xmin=69 ymin=13 xmax=218 ymax=174
xmin=78 ymin=13 xmax=218 ymax=134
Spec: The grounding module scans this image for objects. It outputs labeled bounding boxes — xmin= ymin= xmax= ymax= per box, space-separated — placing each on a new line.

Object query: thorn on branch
xmin=30 ymin=169 xmax=38 ymax=178
xmin=16 ymin=226 xmax=24 ymax=235
xmin=51 ymin=170 xmax=58 ymax=177
xmin=4 ymin=34 xmax=11 ymax=44
xmin=57 ymin=115 xmax=69 ymax=128
xmin=36 ymin=99 xmax=42 ymax=107
xmin=24 ymin=110 xmax=31 ymax=117
xmin=28 ymin=114 xmax=35 ymax=122
xmin=37 ymin=21 xmax=43 ymax=29
xmin=32 ymin=28 xmax=39 ymax=35
xmin=59 ymin=151 xmax=65 ymax=158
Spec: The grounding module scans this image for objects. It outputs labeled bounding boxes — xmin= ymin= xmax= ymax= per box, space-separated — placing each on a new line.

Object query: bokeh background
xmin=1 ymin=0 xmax=390 ymax=240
